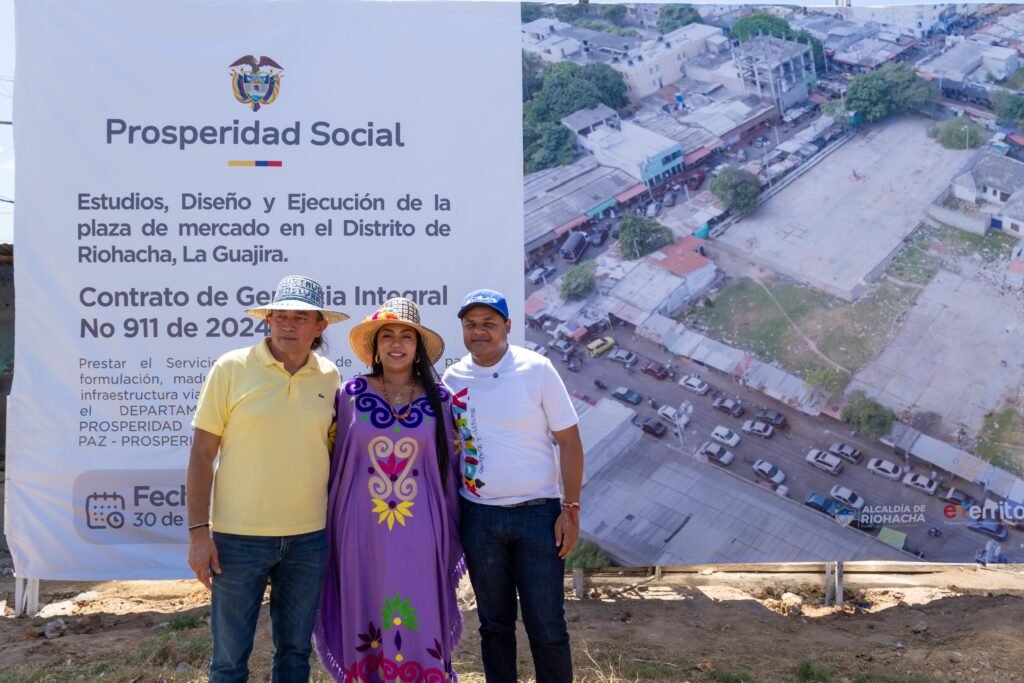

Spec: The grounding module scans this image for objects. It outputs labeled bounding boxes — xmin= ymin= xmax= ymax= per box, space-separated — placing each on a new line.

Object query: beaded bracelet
xmin=561 ymin=502 xmax=580 ymax=524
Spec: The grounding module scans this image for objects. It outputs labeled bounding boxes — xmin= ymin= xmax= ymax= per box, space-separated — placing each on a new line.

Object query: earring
xmin=374 ymin=352 xmax=380 ymax=364
xmin=415 ymin=355 xmax=420 ymax=363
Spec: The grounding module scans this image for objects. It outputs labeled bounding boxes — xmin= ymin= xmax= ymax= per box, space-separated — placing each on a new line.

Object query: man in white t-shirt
xmin=443 ymin=288 xmax=584 ymax=683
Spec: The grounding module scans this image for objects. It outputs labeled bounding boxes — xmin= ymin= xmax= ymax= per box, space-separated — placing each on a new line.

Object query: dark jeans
xmin=209 ymin=529 xmax=327 ymax=683
xmin=461 ymin=498 xmax=572 ymax=683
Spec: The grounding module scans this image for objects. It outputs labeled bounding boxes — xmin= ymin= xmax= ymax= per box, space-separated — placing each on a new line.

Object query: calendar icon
xmin=84 ymin=492 xmax=126 ymax=530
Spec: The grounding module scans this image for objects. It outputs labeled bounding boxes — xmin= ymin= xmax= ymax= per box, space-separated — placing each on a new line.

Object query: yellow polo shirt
xmin=193 ymin=339 xmax=340 ymax=536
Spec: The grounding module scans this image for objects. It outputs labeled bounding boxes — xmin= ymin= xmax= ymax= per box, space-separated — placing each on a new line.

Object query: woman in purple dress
xmin=314 ymin=298 xmax=464 ymax=683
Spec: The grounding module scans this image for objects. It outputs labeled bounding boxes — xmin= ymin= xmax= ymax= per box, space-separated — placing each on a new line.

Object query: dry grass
xmin=694 ymin=276 xmax=918 ymax=379
xmin=694 ymin=222 xmax=1018 ymax=388
xmin=976 ymin=407 xmax=1024 ymax=476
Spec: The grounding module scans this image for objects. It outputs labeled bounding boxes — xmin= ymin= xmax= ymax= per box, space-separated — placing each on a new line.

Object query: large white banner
xmin=7 ymin=0 xmax=522 ymax=578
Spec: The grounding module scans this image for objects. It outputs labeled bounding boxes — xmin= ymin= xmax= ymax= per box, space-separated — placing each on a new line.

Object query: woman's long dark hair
xmin=368 ymin=331 xmax=450 ymax=493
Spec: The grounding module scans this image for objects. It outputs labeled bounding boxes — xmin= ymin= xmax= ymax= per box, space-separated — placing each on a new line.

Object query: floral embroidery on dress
xmin=341 ymin=578 xmax=458 ymax=681
xmin=346 ymin=653 xmax=451 ymax=682
xmin=382 ymin=592 xmax=421 ymax=631
xmin=344 ymin=595 xmax=453 ymax=682
xmin=346 ymin=377 xmax=448 ymax=430
xmin=368 ymin=436 xmax=418 ymax=529
xmin=355 ymin=622 xmax=382 ymax=652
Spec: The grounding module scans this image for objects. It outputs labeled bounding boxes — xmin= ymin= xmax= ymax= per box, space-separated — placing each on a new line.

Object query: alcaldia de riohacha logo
xmin=229 ymin=55 xmax=283 ymax=112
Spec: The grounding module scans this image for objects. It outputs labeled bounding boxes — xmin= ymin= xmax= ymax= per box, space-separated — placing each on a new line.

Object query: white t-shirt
xmin=443 ymin=344 xmax=579 ymax=505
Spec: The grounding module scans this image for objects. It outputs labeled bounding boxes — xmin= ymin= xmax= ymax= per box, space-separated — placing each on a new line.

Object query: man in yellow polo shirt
xmin=186 ymin=275 xmax=348 ymax=682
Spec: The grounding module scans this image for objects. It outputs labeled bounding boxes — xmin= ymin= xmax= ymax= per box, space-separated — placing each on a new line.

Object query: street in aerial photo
xmin=519 ymin=1 xmax=1024 ymax=566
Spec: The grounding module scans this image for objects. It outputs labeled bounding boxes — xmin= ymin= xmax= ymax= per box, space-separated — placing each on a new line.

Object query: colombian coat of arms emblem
xmin=229 ymin=55 xmax=283 ymax=112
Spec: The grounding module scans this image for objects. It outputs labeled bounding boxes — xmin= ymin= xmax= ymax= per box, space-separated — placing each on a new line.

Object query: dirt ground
xmin=2 ymin=556 xmax=1024 ymax=683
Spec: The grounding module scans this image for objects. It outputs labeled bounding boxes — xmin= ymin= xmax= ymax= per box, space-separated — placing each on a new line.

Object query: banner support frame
xmin=13 ymin=576 xmax=39 ymax=617
xmin=823 ymin=561 xmax=845 ymax=607
xmin=834 ymin=561 xmax=844 ymax=608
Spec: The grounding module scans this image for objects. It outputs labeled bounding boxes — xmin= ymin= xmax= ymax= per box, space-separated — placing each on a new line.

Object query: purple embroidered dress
xmin=314 ymin=376 xmax=464 ymax=683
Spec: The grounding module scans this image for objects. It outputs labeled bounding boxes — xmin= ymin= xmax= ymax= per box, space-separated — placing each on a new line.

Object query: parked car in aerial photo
xmin=679 ymin=375 xmax=710 ymax=395
xmin=828 ymin=442 xmax=862 ymax=464
xmin=586 ymin=335 xmax=616 ymax=357
xmin=752 ymin=459 xmax=785 ymax=485
xmin=741 ymin=420 xmax=774 ymax=439
xmin=967 ymin=519 xmax=1008 ymax=540
xmin=830 ymin=485 xmax=866 ymax=512
xmin=640 ymin=417 xmax=667 ymax=438
xmin=523 ymin=341 xmax=547 ymax=356
xmin=700 ymin=441 xmax=735 ymax=466
xmin=658 ymin=404 xmax=689 ymax=428
xmin=711 ymin=425 xmax=741 ymax=448
xmin=867 ymin=458 xmax=903 ymax=481
xmin=754 ymin=408 xmax=787 ymax=429
xmin=805 ymin=449 xmax=843 ymax=475
xmin=902 ymin=473 xmax=938 ymax=496
xmin=608 ymin=348 xmax=638 ymax=367
xmin=941 ymin=488 xmax=976 ymax=507
xmin=527 ymin=265 xmax=556 ymax=285
xmin=611 ymin=386 xmax=642 ymax=406
xmin=712 ymin=396 xmax=744 ymax=418
xmin=548 ymin=339 xmax=573 ymax=356
xmin=804 ymin=492 xmax=840 ymax=517
xmin=642 ymin=361 xmax=668 ymax=380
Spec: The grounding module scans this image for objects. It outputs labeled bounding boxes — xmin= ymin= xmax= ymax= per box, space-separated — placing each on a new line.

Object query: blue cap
xmin=458 ymin=289 xmax=509 ymax=320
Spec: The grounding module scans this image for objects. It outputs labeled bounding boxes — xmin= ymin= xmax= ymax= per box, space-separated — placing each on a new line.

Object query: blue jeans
xmin=209 ymin=530 xmax=327 ymax=683
xmin=460 ymin=498 xmax=572 ymax=683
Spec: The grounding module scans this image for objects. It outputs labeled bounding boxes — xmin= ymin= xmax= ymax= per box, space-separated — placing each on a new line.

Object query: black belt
xmin=499 ymin=497 xmax=558 ymax=509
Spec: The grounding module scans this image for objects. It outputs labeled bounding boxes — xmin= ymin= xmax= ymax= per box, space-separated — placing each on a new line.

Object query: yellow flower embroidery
xmin=367 ymin=436 xmax=418 ymax=531
xmin=371 ymin=498 xmax=414 ymax=530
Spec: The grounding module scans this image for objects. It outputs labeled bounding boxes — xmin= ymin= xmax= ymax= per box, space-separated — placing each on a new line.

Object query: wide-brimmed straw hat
xmin=348 ymin=297 xmax=445 ymax=367
xmin=245 ymin=275 xmax=349 ymax=324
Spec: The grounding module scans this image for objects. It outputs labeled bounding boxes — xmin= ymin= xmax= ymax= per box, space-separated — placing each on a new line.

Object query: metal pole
xmin=835 ymin=561 xmax=844 ymax=608
xmin=572 ymin=568 xmax=585 ymax=599
xmin=27 ymin=580 xmax=39 ymax=616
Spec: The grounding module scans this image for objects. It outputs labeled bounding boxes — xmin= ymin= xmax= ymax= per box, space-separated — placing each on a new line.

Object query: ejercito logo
xmin=229 ymin=55 xmax=284 ymax=112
